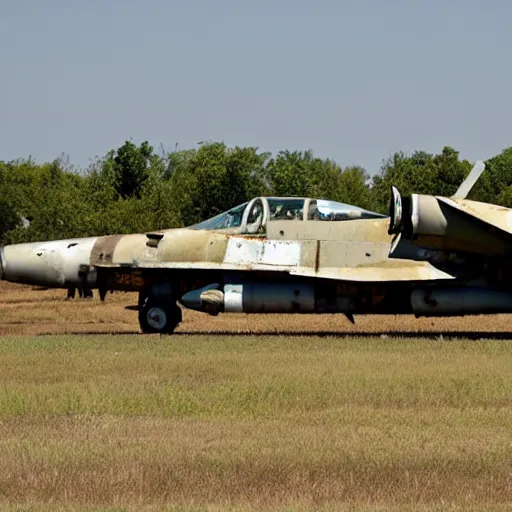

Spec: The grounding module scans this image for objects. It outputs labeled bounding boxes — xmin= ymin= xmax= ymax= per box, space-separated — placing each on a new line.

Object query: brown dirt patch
xmin=0 ymin=281 xmax=506 ymax=337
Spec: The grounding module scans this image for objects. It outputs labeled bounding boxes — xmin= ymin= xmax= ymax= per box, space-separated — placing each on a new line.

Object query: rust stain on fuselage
xmin=90 ymin=229 xmax=229 ymax=267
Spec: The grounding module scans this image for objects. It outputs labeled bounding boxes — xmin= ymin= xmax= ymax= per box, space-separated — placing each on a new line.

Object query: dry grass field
xmin=1 ymin=281 xmax=512 ymax=511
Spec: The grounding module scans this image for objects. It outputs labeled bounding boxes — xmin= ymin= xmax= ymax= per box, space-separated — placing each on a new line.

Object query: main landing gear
xmin=138 ymin=294 xmax=182 ymax=335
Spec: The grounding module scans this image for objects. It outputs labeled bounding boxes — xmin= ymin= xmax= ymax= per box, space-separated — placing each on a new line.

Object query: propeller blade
xmin=452 ymin=160 xmax=485 ymax=200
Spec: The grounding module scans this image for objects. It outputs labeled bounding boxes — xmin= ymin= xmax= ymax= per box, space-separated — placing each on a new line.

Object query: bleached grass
xmin=0 ymin=334 xmax=512 ymax=510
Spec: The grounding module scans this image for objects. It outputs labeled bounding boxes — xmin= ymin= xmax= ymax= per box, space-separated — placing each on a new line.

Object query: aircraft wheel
xmin=139 ymin=299 xmax=182 ymax=334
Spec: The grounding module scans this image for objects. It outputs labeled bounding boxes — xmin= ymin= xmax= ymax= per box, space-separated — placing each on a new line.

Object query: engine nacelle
xmin=411 ymin=287 xmax=512 ymax=317
xmin=389 ymin=187 xmax=508 ymax=255
xmin=180 ymin=282 xmax=316 ymax=314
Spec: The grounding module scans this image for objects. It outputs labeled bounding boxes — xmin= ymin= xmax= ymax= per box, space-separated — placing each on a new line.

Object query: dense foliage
xmin=1 ymin=141 xmax=511 ymax=245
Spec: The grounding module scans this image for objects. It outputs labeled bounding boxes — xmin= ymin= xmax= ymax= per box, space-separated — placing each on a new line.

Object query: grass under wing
xmin=0 ymin=335 xmax=511 ymax=510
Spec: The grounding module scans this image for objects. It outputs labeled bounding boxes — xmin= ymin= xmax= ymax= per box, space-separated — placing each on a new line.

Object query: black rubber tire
xmin=139 ymin=298 xmax=182 ymax=334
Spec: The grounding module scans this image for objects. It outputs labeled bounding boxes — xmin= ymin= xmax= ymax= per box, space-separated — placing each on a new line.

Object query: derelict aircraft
xmin=1 ymin=160 xmax=510 ymax=334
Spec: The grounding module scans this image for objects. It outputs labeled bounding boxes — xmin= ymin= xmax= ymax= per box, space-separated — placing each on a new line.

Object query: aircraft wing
xmin=290 ymin=260 xmax=454 ymax=281
xmin=111 ymin=260 xmax=454 ymax=282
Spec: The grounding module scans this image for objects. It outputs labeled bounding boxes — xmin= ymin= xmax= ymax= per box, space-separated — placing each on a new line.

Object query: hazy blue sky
xmin=1 ymin=0 xmax=511 ymax=174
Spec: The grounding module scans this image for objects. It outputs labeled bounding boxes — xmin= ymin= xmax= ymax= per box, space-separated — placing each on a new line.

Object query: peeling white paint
xmin=223 ymin=238 xmax=301 ymax=266
xmin=260 ymin=241 xmax=301 ymax=266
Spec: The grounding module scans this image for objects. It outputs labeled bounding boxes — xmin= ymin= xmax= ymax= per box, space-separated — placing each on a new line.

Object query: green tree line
xmin=1 ymin=141 xmax=512 ymax=245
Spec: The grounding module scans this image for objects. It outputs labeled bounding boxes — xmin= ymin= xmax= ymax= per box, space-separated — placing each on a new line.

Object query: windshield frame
xmin=188 ymin=196 xmax=387 ymax=232
xmin=189 ymin=201 xmax=248 ymax=231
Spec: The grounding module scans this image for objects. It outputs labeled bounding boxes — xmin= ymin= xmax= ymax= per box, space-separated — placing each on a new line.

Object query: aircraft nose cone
xmin=0 ymin=242 xmax=65 ymax=286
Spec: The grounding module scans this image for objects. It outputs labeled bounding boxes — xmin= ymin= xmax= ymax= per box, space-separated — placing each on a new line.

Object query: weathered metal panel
xmin=114 ymin=234 xmax=157 ymax=264
xmin=318 ymin=241 xmax=391 ymax=268
xmin=266 ymin=218 xmax=391 ymax=243
xmin=90 ymin=235 xmax=125 ymax=266
xmin=297 ymin=240 xmax=317 ymax=268
xmin=223 ymin=238 xmax=301 ymax=267
xmin=260 ymin=240 xmax=301 ymax=266
xmin=224 ymin=238 xmax=261 ymax=264
xmin=157 ymin=229 xmax=229 ymax=263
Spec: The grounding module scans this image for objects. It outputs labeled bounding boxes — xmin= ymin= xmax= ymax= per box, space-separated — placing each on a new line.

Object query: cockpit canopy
xmin=189 ymin=196 xmax=387 ymax=234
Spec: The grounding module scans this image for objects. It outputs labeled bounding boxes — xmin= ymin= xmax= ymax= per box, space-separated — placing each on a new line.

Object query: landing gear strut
xmin=138 ymin=295 xmax=182 ymax=334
